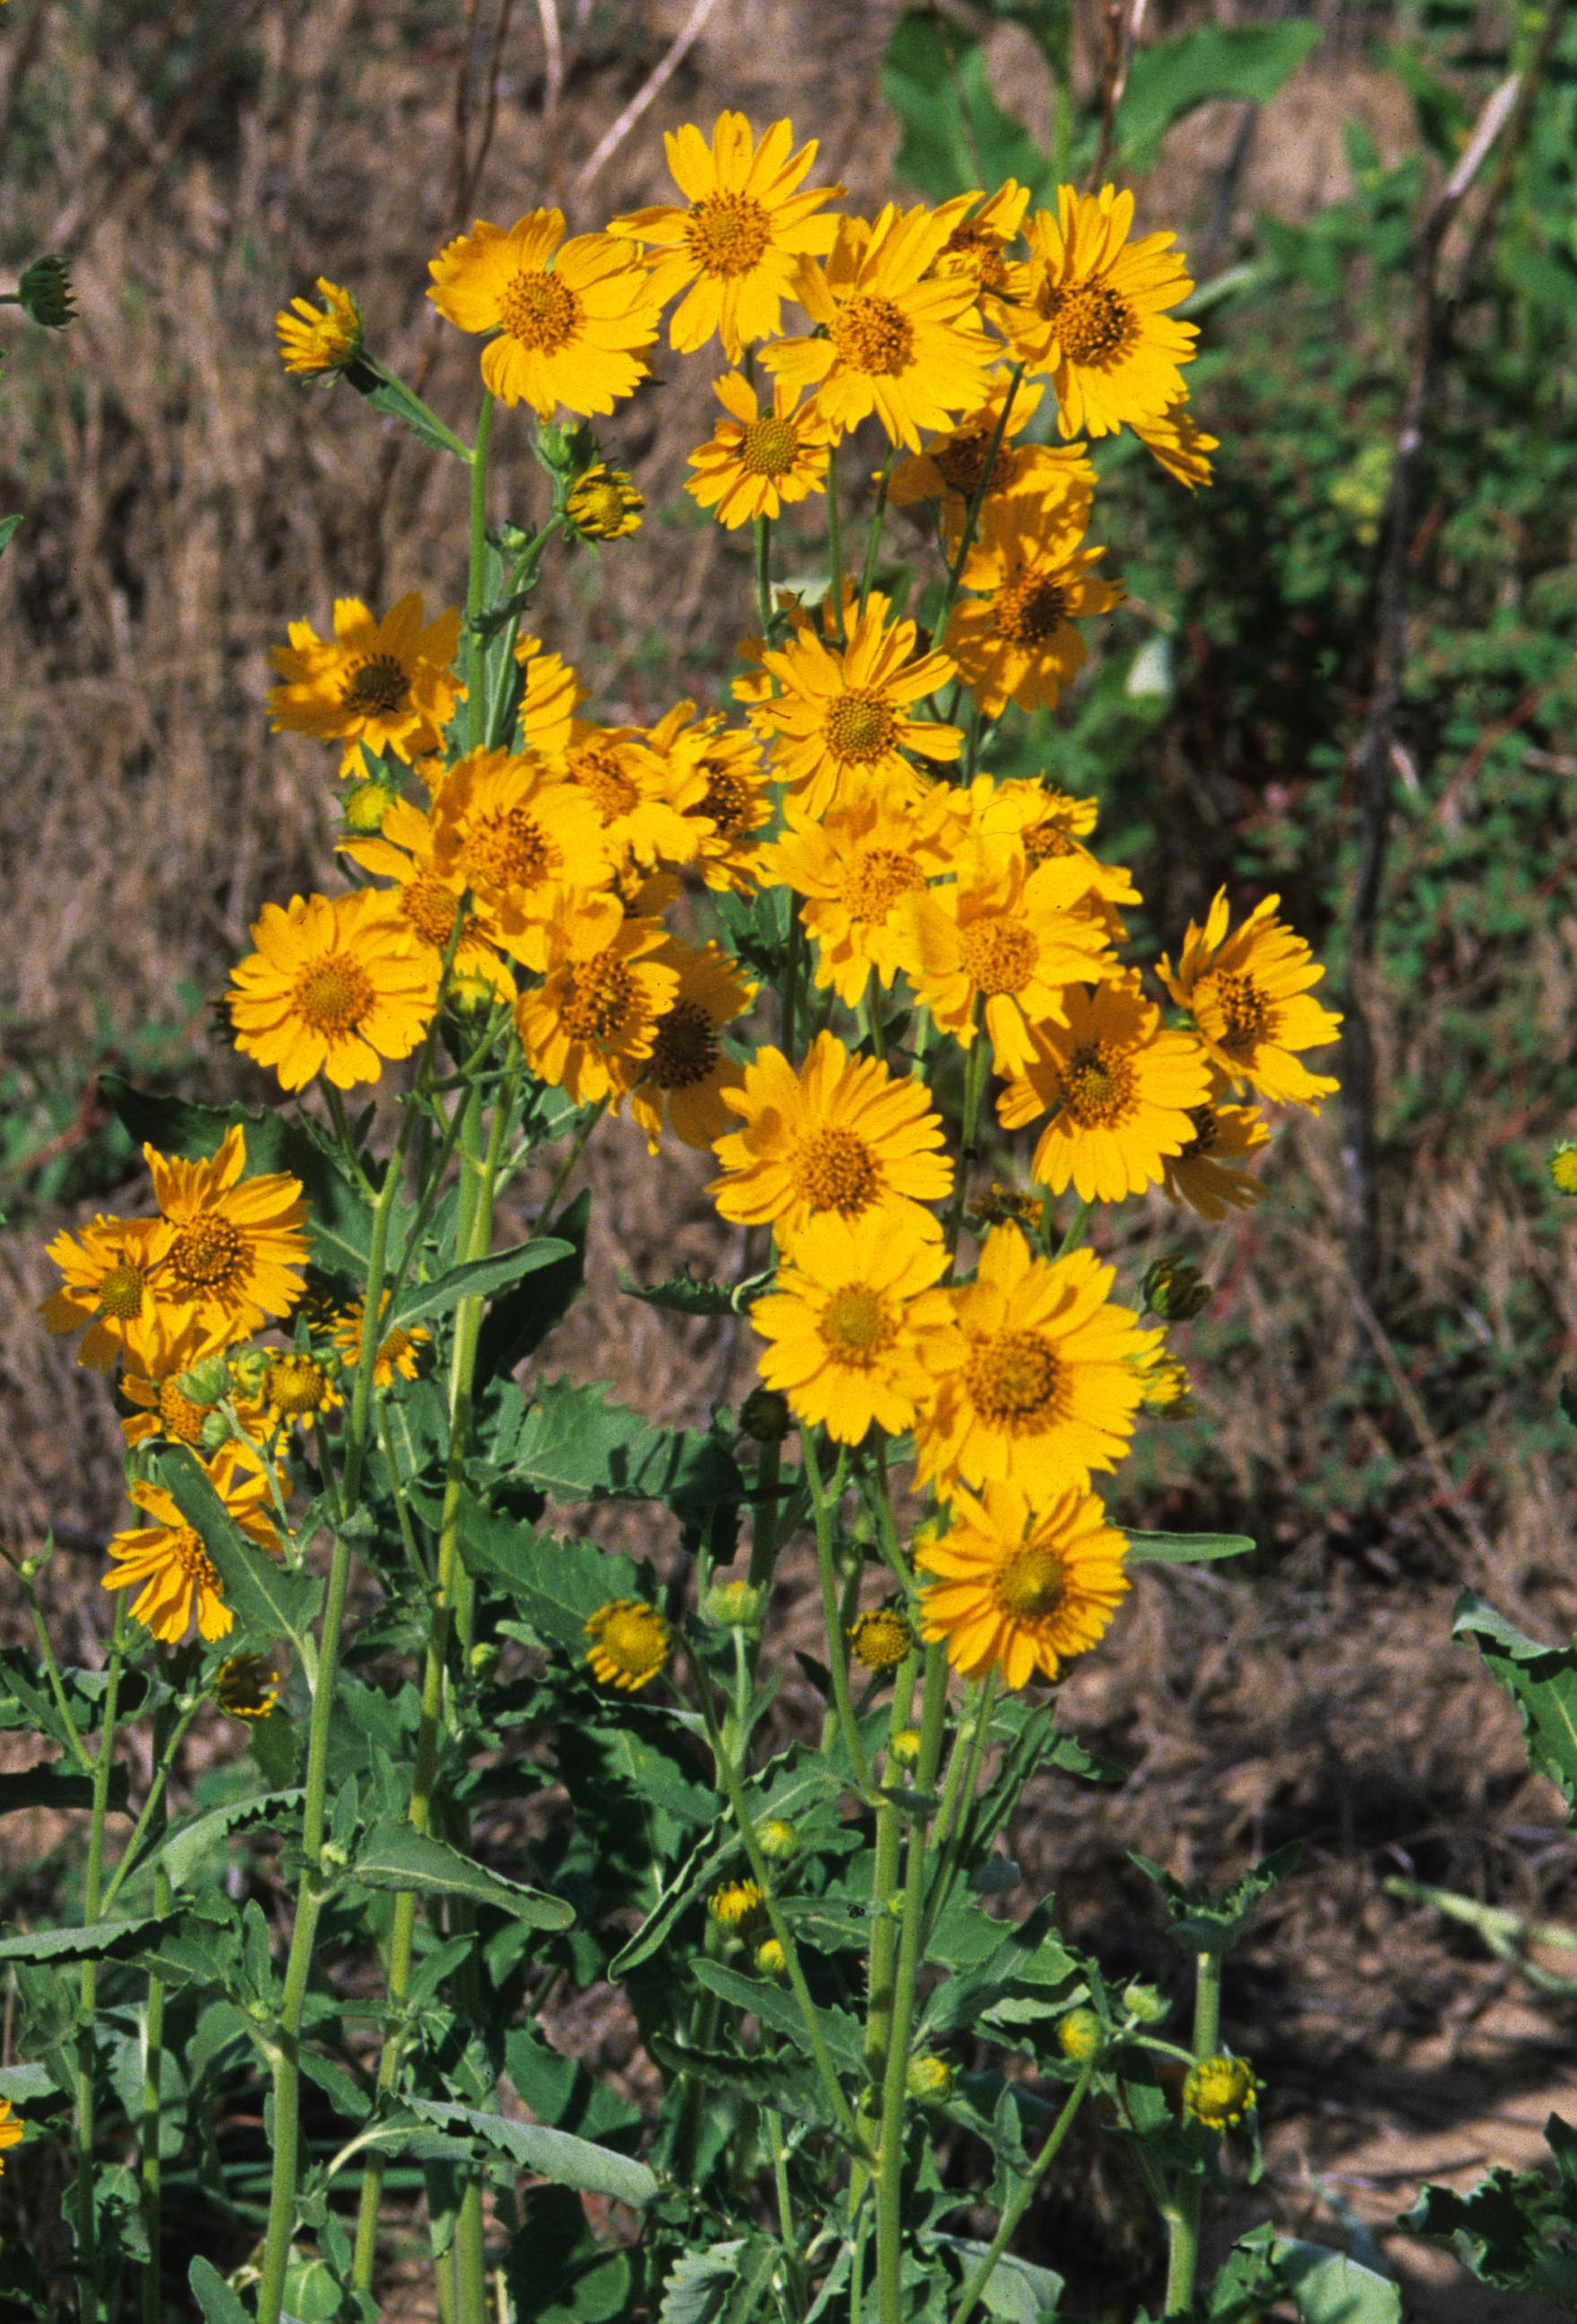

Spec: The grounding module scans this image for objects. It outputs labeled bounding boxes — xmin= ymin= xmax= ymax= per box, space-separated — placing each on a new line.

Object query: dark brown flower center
xmin=832 ymin=293 xmax=914 ymax=376
xmin=340 ymin=654 xmax=410 ymax=716
xmin=965 ymin=1328 xmax=1062 ymax=1429
xmin=499 ymin=268 xmax=580 ymax=353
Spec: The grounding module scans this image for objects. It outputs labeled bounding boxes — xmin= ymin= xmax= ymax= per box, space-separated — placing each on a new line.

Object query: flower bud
xmin=1058 ymin=2007 xmax=1105 ymax=2063
xmin=703 ymin=1578 xmax=763 ymax=1630
xmin=1122 ymin=1982 xmax=1167 ymax=2026
xmin=1549 ymin=1141 xmax=1577 ymax=1197
xmin=740 ymin=1387 xmax=791 ymax=1445
xmin=1183 ymin=2052 xmax=1261 ymax=2130
xmin=198 ymin=1410 xmax=235 ymax=1453
xmin=342 ymin=776 xmax=398 ymax=835
xmin=708 ymin=1878 xmax=764 ymax=1932
xmin=214 ymin=1654 xmax=282 ymax=1722
xmin=906 ymin=2054 xmax=954 ymax=2104
xmin=888 ymin=1728 xmax=921 ymax=1767
xmin=565 ymin=462 xmax=644 ymax=542
xmin=848 ymin=1606 xmax=913 ymax=1674
xmin=17 ymin=255 xmax=74 ymax=329
xmin=756 ymin=1818 xmax=800 ymax=1862
xmin=176 ymin=1355 xmax=233 ymax=1407
xmin=754 ymin=1937 xmax=787 ymax=1978
xmin=1141 ymin=1257 xmax=1211 ymax=1322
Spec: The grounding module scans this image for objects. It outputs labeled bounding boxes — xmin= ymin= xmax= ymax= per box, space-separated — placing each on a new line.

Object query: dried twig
xmin=457 ymin=0 xmax=520 ymax=226
xmin=534 ymin=0 xmax=565 ymax=188
xmin=1087 ymin=0 xmax=1148 ymax=191
xmin=571 ymin=0 xmax=728 ymax=202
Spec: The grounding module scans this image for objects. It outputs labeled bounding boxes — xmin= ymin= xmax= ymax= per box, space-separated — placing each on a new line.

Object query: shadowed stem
xmin=74 ymin=1602 xmax=127 ymax=2324
xmin=1163 ymin=1946 xmax=1223 ymax=2317
xmin=951 ymin=2058 xmax=1097 ymax=2324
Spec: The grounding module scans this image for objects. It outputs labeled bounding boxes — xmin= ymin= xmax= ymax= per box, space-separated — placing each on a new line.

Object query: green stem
xmin=859 ymin=451 xmax=894 ymax=617
xmin=857 ymin=1647 xmax=921 ymax=2197
xmin=754 ymin=512 xmax=773 ymax=637
xmin=74 ymin=1603 xmax=127 ymax=2324
xmin=825 ymin=440 xmax=847 ymax=642
xmin=943 ymin=1009 xmax=990 ymax=1268
xmin=922 ymin=1674 xmax=998 ymax=1943
xmin=1053 ymin=1198 xmax=1093 ymax=1262
xmin=0 ymin=1545 xmax=93 ymax=1772
xmin=931 ymin=366 xmax=1024 ymax=649
xmin=465 ymin=390 xmax=496 ymax=750
xmin=802 ymin=1434 xmax=868 ymax=1791
xmin=875 ymin=1646 xmax=951 ymax=2324
xmin=139 ymin=1691 xmax=175 ymax=2324
xmin=1163 ymin=1948 xmax=1223 ymax=2320
xmin=486 ymin=525 xmax=556 ymax=747
xmin=324 ymin=1083 xmax=376 ymax=1203
xmin=951 ymin=2059 xmax=1097 ymax=2324
xmin=745 ymin=1438 xmax=782 ymax=1597
xmin=780 ymin=908 xmax=803 ymax=1065
xmin=533 ymin=1096 xmax=606 ymax=1231
xmin=99 ymin=1701 xmax=202 ymax=1919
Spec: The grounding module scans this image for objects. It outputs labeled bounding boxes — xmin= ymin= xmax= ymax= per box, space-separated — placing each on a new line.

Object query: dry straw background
xmin=1 ymin=1 xmax=1574 ymax=2315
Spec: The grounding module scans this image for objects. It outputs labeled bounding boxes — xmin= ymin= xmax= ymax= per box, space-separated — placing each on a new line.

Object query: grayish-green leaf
xmin=459 ymin=1504 xmax=641 ymax=1652
xmin=692 ymin=1958 xmax=865 ymax=2070
xmin=410 ymin=2099 xmax=655 ymax=2206
xmin=189 ymin=2258 xmax=251 ymax=2324
xmin=1114 ymin=22 xmax=1323 ymax=172
xmin=1454 ymin=1590 xmax=1577 ymax=1810
xmin=153 ymin=1447 xmax=322 ymax=1649
xmin=0 ymin=1762 xmax=130 ymax=1816
xmin=352 ymin=1821 xmax=573 ymax=1930
xmin=1123 ymin=1529 xmax=1255 ymax=1565
xmin=138 ymin=1789 xmax=305 ymax=1889
xmin=1273 ymin=2239 xmax=1401 ymax=2324
xmin=0 ymin=1913 xmax=176 ymax=1966
xmin=390 ymin=1238 xmax=572 ymax=1330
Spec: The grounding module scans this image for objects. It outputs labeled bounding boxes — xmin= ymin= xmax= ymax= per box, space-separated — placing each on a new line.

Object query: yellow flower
xmin=260 ymin=1350 xmax=341 ymax=1428
xmin=997 ymin=979 xmax=1214 ymax=1203
xmin=1008 ymin=185 xmax=1197 ymax=439
xmin=275 ymin=277 xmax=364 ymax=376
xmin=1184 ymin=2054 xmax=1261 ymax=2130
xmin=848 ymin=1604 xmax=916 ymax=1672
xmin=915 ymin=1227 xmax=1150 ymax=1500
xmin=566 ymin=462 xmax=644 ymax=540
xmin=514 ymin=633 xmax=586 ymax=756
xmin=427 ymin=747 xmax=617 ymax=969
xmin=943 ymin=494 xmax=1123 ymax=716
xmin=1132 ymin=397 xmax=1218 ymax=491
xmin=1059 ymin=2007 xmax=1105 ymax=2062
xmin=709 ymin=1878 xmax=764 ymax=1929
xmin=764 ymin=204 xmax=999 ymax=449
xmin=1136 ymin=1348 xmax=1193 ymax=1415
xmin=711 ymin=1031 xmax=953 ymax=1245
xmin=330 ymin=1294 xmax=431 ymax=1385
xmin=103 ymin=1445 xmax=280 ymax=1646
xmin=585 ymin=1598 xmax=673 ymax=1690
xmin=515 ymin=906 xmax=678 ymax=1107
xmin=916 ymin=1479 xmax=1129 ymax=1687
xmin=750 ymin=588 xmax=962 ymax=818
xmin=267 ymin=593 xmax=463 ymax=776
xmin=607 ymin=111 xmax=844 ymax=360
xmin=648 ymin=703 xmax=774 ymax=891
xmin=1158 ymin=889 xmax=1342 ymax=1109
xmin=0 ymin=2095 xmax=22 ymax=2174
xmin=39 ymin=1213 xmax=171 ymax=1373
xmin=686 ymin=372 xmax=833 ymax=528
xmin=339 ymin=796 xmax=516 ymax=1003
xmin=962 ymin=775 xmax=1140 ymax=930
xmin=628 ymin=940 xmax=756 ymax=1154
xmin=229 ymin=888 xmax=442 ymax=1092
xmin=558 ymin=725 xmax=704 ymax=871
xmin=906 ymin=843 xmax=1113 ymax=1075
xmin=427 ymin=208 xmax=664 ymax=418
xmin=1159 ymin=1091 xmax=1269 ymax=1220
xmin=929 ymin=182 xmax=1034 ymax=323
xmin=888 ymin=378 xmax=1094 ymax=540
xmin=214 ymin=1653 xmax=283 ymax=1720
xmin=145 ymin=1127 xmax=309 ymax=1341
xmin=758 ymin=782 xmax=963 ymax=1006
xmin=749 ymin=1207 xmax=957 ymax=1445
xmin=118 ymin=1316 xmax=251 ymax=1452
xmin=1550 ymin=1142 xmax=1577 ymax=1197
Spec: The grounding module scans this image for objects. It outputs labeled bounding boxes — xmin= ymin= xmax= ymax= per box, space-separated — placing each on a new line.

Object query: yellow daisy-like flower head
xmin=103 ymin=1445 xmax=280 ymax=1646
xmin=709 ymin=1878 xmax=764 ymax=1930
xmin=1159 ymin=1085 xmax=1270 ymax=1221
xmin=1008 ymin=184 xmax=1197 ymax=439
xmin=558 ymin=725 xmax=704 ymax=871
xmin=1549 ymin=1142 xmax=1577 ymax=1197
xmin=998 ymin=979 xmax=1214 ymax=1204
xmin=848 ymin=1604 xmax=917 ymax=1673
xmin=260 ymin=1350 xmax=341 ymax=1429
xmin=427 ymin=208 xmax=664 ymax=418
xmin=39 ymin=1212 xmax=171 ymax=1373
xmin=916 ymin=1228 xmax=1150 ymax=1500
xmin=427 ymin=747 xmax=617 ymax=969
xmin=1184 ymin=2054 xmax=1262 ymax=2131
xmin=566 ymin=462 xmax=644 ymax=540
xmin=711 ymin=1031 xmax=953 ymax=1246
xmin=763 ymin=204 xmax=999 ymax=450
xmin=1132 ymin=397 xmax=1218 ymax=491
xmin=229 ymin=888 xmax=442 ymax=1093
xmin=585 ymin=1598 xmax=673 ymax=1691
xmin=329 ymin=1293 xmax=432 ymax=1386
xmin=906 ymin=842 xmax=1114 ymax=1076
xmin=686 ymin=372 xmax=833 ymax=529
xmin=145 ymin=1127 xmax=309 ymax=1341
xmin=917 ymin=1479 xmax=1129 ymax=1688
xmin=944 ymin=494 xmax=1123 ymax=717
xmin=930 ymin=181 xmax=1034 ymax=320
xmin=607 ymin=111 xmax=844 ymax=360
xmin=649 ymin=705 xmax=774 ymax=892
xmin=515 ymin=905 xmax=678 ymax=1108
xmin=275 ymin=277 xmax=364 ymax=377
xmin=339 ymin=796 xmax=516 ymax=1004
xmin=750 ymin=588 xmax=962 ymax=818
xmin=515 ymin=634 xmax=586 ymax=756
xmin=267 ymin=593 xmax=464 ymax=775
xmin=964 ymin=774 xmax=1141 ymax=941
xmin=0 ymin=2094 xmax=23 ymax=2172
xmin=749 ymin=1206 xmax=957 ymax=1445
xmin=888 ymin=378 xmax=1095 ymax=542
xmin=628 ymin=940 xmax=756 ymax=1155
xmin=214 ymin=1653 xmax=283 ymax=1721
xmin=1158 ymin=889 xmax=1342 ymax=1109
xmin=758 ymin=782 xmax=964 ymax=1007
xmin=118 ymin=1315 xmax=248 ymax=1452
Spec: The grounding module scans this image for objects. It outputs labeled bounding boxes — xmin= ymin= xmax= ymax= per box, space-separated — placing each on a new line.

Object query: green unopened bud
xmin=17 ymin=255 xmax=74 ymax=329
xmin=566 ymin=462 xmax=643 ymax=541
xmin=176 ymin=1355 xmax=233 ymax=1406
xmin=907 ymin=2054 xmax=954 ymax=2104
xmin=1549 ymin=1141 xmax=1577 ymax=1197
xmin=740 ymin=1386 xmax=791 ymax=1445
xmin=1122 ymin=1982 xmax=1168 ymax=2027
xmin=19 ymin=1553 xmax=46 ymax=1584
xmin=1141 ymin=1257 xmax=1211 ymax=1322
xmin=754 ymin=1937 xmax=787 ymax=1978
xmin=1058 ymin=2007 xmax=1105 ymax=2063
xmin=198 ymin=1410 xmax=235 ymax=1453
xmin=1183 ymin=2052 xmax=1261 ymax=2130
xmin=470 ymin=1641 xmax=499 ymax=1677
xmin=757 ymin=1817 xmax=801 ymax=1862
xmin=703 ymin=1578 xmax=764 ymax=1630
xmin=888 ymin=1727 xmax=921 ymax=1767
xmin=343 ymin=775 xmax=398 ymax=834
xmin=230 ymin=1348 xmax=269 ymax=1395
xmin=321 ymin=1839 xmax=351 ymax=1872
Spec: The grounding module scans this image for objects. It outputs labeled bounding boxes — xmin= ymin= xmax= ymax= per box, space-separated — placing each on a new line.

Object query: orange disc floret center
xmin=97 ymin=1262 xmax=147 ymax=1320
xmin=820 ymin=1283 xmax=895 ymax=1364
xmin=993 ymin=575 xmax=1069 ymax=647
xmin=832 ymin=294 xmax=914 ymax=376
xmin=958 ymin=915 xmax=1038 ymax=995
xmin=165 ymin=1216 xmax=247 ymax=1295
xmin=499 ymin=268 xmax=580 ymax=352
xmin=686 ymin=190 xmax=771 ymax=276
xmin=824 ymin=690 xmax=899 ymax=764
xmin=1022 ymin=817 xmax=1076 ymax=863
xmin=572 ymin=748 xmax=641 ymax=821
xmin=998 ymin=1544 xmax=1066 ymax=1619
xmin=1044 ymin=280 xmax=1135 ymax=367
xmin=403 ymin=875 xmax=465 ymax=950
xmin=1058 ymin=1043 xmax=1137 ymax=1128
xmin=295 ymin=953 xmax=376 ymax=1037
xmin=700 ymin=765 xmax=751 ymax=831
xmin=263 ymin=1353 xmax=332 ymax=1417
xmin=648 ymin=1002 xmax=718 ymax=1089
xmin=467 ymin=808 xmax=555 ymax=889
xmin=791 ymin=1126 xmax=881 ymax=1216
xmin=172 ymin=1527 xmax=222 ymax=1595
xmin=738 ymin=414 xmax=798 ymax=477
xmin=1211 ymin=970 xmax=1274 ymax=1052
xmin=965 ymin=1328 xmax=1062 ymax=1428
xmin=560 ymin=954 xmax=637 ymax=1044
xmin=340 ymin=654 xmax=410 ymax=716
xmin=934 ymin=429 xmax=1015 ymax=499
xmin=158 ymin=1379 xmax=210 ymax=1445
xmin=843 ymin=847 xmax=924 ymax=922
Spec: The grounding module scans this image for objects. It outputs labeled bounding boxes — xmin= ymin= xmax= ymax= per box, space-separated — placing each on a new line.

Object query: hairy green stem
xmin=802 ymin=1434 xmax=868 ymax=1790
xmin=825 ymin=440 xmax=847 ymax=641
xmin=0 ymin=1545 xmax=93 ymax=1772
xmin=951 ymin=2059 xmax=1097 ymax=2324
xmin=139 ymin=1691 xmax=175 ymax=2324
xmin=465 ymin=390 xmax=496 ymax=749
xmin=74 ymin=1604 xmax=127 ymax=2324
xmin=1163 ymin=1948 xmax=1223 ymax=2318
xmin=99 ymin=1700 xmax=201 ymax=1920
xmin=857 ymin=1644 xmax=921 ymax=2204
xmin=754 ymin=511 xmax=773 ymax=636
xmin=943 ymin=1010 xmax=990 ymax=1268
xmin=859 ymin=451 xmax=894 ymax=616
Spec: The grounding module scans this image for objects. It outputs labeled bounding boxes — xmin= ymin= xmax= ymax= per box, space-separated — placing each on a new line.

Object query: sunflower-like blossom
xmin=905 ymin=841 xmax=1114 ymax=1074
xmin=888 ymin=377 xmax=1094 ymax=542
xmin=267 ymin=594 xmax=463 ymax=775
xmin=229 ymin=889 xmax=442 ymax=1092
xmin=628 ymin=941 xmax=756 ymax=1153
xmin=917 ymin=1480 xmax=1129 ymax=1686
xmin=943 ymin=494 xmax=1123 ymax=716
xmin=1006 ymin=183 xmax=1197 ymax=438
xmin=749 ymin=1206 xmax=958 ymax=1443
xmin=427 ymin=208 xmax=665 ymax=417
xmin=758 ymin=782 xmax=963 ymax=1006
xmin=747 ymin=588 xmax=961 ymax=817
xmin=102 ymin=1445 xmax=281 ymax=1646
xmin=686 ymin=373 xmax=834 ymax=527
xmin=1158 ymin=888 xmax=1341 ymax=1109
xmin=515 ymin=905 xmax=678 ymax=1107
xmin=145 ymin=1127 xmax=309 ymax=1342
xmin=39 ymin=1213 xmax=171 ymax=1372
xmin=339 ymin=797 xmax=515 ymax=1003
xmin=427 ymin=747 xmax=618 ymax=970
xmin=998 ymin=976 xmax=1214 ymax=1203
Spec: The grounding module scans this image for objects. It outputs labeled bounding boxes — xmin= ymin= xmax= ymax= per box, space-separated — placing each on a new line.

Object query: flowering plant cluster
xmin=11 ymin=110 xmax=1347 ymax=2324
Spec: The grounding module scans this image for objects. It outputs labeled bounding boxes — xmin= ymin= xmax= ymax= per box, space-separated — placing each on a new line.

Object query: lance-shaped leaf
xmin=353 ymin=1820 xmax=573 ymax=1931
xmin=189 ymin=2258 xmax=251 ymax=2324
xmin=389 ymin=1236 xmax=573 ymax=1330
xmin=409 ymin=2099 xmax=656 ymax=2206
xmin=459 ymin=1500 xmax=642 ymax=1651
xmin=1453 ymin=1591 xmax=1577 ymax=1812
xmin=500 ymin=1375 xmax=744 ymax=1526
xmin=692 ymin=1958 xmax=866 ymax=2072
xmin=152 ymin=1447 xmax=322 ymax=1650
xmin=0 ymin=1913 xmax=179 ymax=1966
xmin=133 ymin=1789 xmax=306 ymax=1890
xmin=1124 ymin=1529 xmax=1255 ymax=1565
